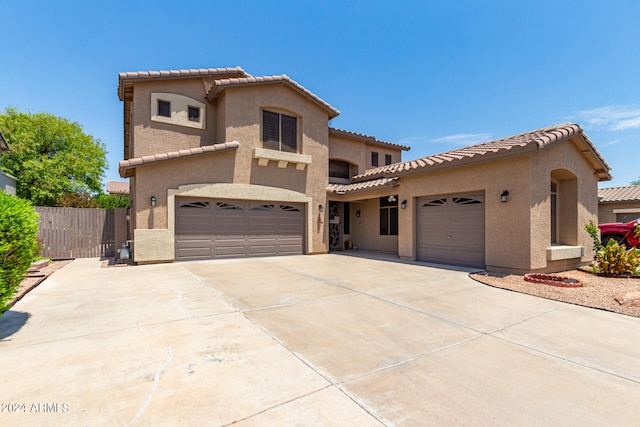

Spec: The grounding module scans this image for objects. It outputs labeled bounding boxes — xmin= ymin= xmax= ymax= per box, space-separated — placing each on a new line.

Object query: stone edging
xmin=523 ymin=273 xmax=584 ymax=288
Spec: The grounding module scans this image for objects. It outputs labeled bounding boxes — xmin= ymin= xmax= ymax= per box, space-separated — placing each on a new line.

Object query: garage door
xmin=416 ymin=193 xmax=485 ymax=268
xmin=175 ymin=197 xmax=304 ymax=261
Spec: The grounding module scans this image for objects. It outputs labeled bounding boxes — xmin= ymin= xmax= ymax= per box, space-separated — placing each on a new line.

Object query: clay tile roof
xmin=329 ymin=128 xmax=410 ymax=151
xmin=0 ymin=131 xmax=7 ymax=151
xmin=598 ymin=185 xmax=640 ymax=203
xmin=327 ymin=177 xmax=399 ymax=195
xmin=117 ymin=67 xmax=248 ymax=100
xmin=106 ymin=181 xmax=130 ymax=195
xmin=352 ymin=123 xmax=611 ymax=182
xmin=119 ymin=141 xmax=240 ymax=178
xmin=207 ymin=74 xmax=340 ymax=119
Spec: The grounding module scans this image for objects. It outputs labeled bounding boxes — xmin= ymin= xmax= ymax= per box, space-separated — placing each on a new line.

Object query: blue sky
xmin=2 ymin=0 xmax=639 ymax=188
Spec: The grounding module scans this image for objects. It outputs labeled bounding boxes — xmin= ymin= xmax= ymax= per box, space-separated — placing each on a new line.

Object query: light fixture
xmin=319 ymin=204 xmax=324 ymax=212
xmin=501 ymin=190 xmax=509 ymax=203
xmin=401 ymin=200 xmax=407 ymax=209
xmin=388 ymin=195 xmax=396 ymax=202
xmin=336 ymin=189 xmax=346 ymax=195
xmin=150 ymin=196 xmax=157 ymax=207
xmin=356 ymin=210 xmax=361 ymax=217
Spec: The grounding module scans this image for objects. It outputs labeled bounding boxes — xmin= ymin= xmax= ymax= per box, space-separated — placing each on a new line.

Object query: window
xmin=371 ymin=152 xmax=379 ymax=167
xmin=263 ymin=110 xmax=297 ymax=153
xmin=188 ymin=106 xmax=200 ymax=122
xmin=329 ymin=160 xmax=351 ymax=179
xmin=344 ymin=202 xmax=350 ymax=234
xmin=385 ymin=154 xmax=392 ymax=165
xmin=380 ymin=196 xmax=398 ymax=235
xmin=158 ymin=100 xmax=171 ymax=118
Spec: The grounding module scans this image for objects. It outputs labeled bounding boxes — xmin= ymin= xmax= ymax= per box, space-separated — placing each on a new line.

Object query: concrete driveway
xmin=2 ymin=254 xmax=640 ymax=426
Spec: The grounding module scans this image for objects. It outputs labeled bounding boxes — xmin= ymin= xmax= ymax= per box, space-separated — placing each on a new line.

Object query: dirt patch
xmin=7 ymin=259 xmax=74 ymax=308
xmin=470 ymin=269 xmax=640 ymax=318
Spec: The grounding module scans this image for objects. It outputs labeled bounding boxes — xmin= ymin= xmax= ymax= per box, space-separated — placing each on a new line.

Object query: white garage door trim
xmin=416 ymin=192 xmax=485 ymax=268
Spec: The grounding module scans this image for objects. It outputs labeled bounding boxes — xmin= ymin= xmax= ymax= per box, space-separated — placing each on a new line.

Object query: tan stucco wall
xmin=329 ymin=135 xmax=367 ymax=176
xmin=129 ymin=82 xmax=333 ymax=262
xmin=338 ymin=193 xmax=400 ymax=253
xmin=131 ymin=79 xmax=216 ymax=158
xmin=599 ymin=202 xmax=640 ymax=223
xmin=394 ymin=155 xmax=533 ymax=271
xmin=529 ymin=138 xmax=600 ymax=271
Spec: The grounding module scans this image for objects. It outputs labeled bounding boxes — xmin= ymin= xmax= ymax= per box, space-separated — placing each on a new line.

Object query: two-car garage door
xmin=175 ymin=197 xmax=304 ymax=261
xmin=416 ymin=193 xmax=485 ymax=268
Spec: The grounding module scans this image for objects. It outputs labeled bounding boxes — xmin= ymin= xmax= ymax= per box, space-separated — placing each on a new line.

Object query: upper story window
xmin=151 ymin=93 xmax=205 ymax=130
xmin=329 ymin=160 xmax=351 ymax=180
xmin=263 ymin=110 xmax=297 ymax=153
xmin=188 ymin=106 xmax=200 ymax=122
xmin=371 ymin=151 xmax=379 ymax=167
xmin=158 ymin=100 xmax=171 ymax=117
xmin=385 ymin=154 xmax=392 ymax=165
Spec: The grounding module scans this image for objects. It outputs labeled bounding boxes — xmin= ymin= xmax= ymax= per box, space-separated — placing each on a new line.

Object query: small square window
xmin=188 ymin=106 xmax=200 ymax=122
xmin=385 ymin=154 xmax=392 ymax=165
xmin=371 ymin=152 xmax=379 ymax=167
xmin=158 ymin=100 xmax=171 ymax=118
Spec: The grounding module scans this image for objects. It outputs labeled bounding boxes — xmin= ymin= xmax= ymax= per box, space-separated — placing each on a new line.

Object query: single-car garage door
xmin=416 ymin=193 xmax=485 ymax=268
xmin=175 ymin=197 xmax=304 ymax=261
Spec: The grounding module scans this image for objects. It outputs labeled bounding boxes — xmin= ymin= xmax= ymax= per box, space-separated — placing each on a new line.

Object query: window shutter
xmin=263 ymin=111 xmax=280 ymax=150
xmin=280 ymin=114 xmax=297 ymax=152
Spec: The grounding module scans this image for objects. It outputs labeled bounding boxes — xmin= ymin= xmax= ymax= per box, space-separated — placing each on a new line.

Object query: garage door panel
xmin=176 ymin=197 xmax=304 ymax=261
xmin=417 ymin=193 xmax=485 ymax=268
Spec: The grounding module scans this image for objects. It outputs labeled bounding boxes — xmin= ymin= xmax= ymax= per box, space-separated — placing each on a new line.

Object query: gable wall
xmin=131 ymin=79 xmax=215 ymax=158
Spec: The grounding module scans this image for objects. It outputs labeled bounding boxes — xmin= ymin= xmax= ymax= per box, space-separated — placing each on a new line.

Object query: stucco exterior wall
xmin=394 ymin=155 xmax=533 ymax=271
xmin=131 ymin=79 xmax=216 ymax=158
xmin=329 ymin=135 xmax=367 ymax=176
xmin=529 ymin=138 xmax=599 ymax=271
xmin=0 ymin=170 xmax=16 ymax=196
xmin=599 ymin=202 xmax=640 ymax=223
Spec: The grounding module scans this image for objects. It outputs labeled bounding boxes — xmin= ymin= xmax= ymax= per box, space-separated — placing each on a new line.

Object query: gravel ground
xmin=470 ymin=269 xmax=640 ymax=318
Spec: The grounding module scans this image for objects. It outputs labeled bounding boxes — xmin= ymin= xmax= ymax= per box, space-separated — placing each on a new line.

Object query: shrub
xmin=595 ymin=239 xmax=640 ymax=276
xmin=93 ymin=193 xmax=130 ymax=209
xmin=584 ymin=220 xmax=603 ymax=260
xmin=0 ymin=191 xmax=40 ymax=312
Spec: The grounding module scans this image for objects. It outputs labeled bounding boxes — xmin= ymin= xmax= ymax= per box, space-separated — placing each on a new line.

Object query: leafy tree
xmin=93 ymin=193 xmax=130 ymax=209
xmin=56 ymin=191 xmax=98 ymax=208
xmin=0 ymin=107 xmax=107 ymax=206
xmin=632 ymin=178 xmax=640 ymax=185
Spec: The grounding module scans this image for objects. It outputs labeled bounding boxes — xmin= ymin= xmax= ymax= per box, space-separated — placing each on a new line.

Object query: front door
xmin=329 ymin=201 xmax=343 ymax=250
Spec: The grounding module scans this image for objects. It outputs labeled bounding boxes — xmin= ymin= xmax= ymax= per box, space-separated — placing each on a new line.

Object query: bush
xmin=93 ymin=193 xmax=130 ymax=209
xmin=0 ymin=191 xmax=39 ymax=312
xmin=595 ymin=239 xmax=640 ymax=276
xmin=584 ymin=220 xmax=603 ymax=260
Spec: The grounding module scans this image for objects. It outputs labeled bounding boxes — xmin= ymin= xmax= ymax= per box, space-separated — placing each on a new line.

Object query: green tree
xmin=632 ymin=178 xmax=640 ymax=185
xmin=93 ymin=193 xmax=130 ymax=209
xmin=0 ymin=107 xmax=107 ymax=206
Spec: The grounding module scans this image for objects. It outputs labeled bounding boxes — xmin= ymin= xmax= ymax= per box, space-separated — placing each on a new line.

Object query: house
xmin=117 ymin=66 xmax=612 ymax=273
xmin=598 ymin=185 xmax=640 ymax=223
xmin=0 ymin=131 xmax=17 ymax=196
xmin=106 ymin=180 xmax=130 ymax=195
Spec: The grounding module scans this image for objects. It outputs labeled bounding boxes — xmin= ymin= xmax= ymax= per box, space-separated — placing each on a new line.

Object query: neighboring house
xmin=0 ymin=131 xmax=17 ymax=196
xmin=106 ymin=180 xmax=130 ymax=195
xmin=118 ymin=66 xmax=612 ymax=273
xmin=598 ymin=185 xmax=640 ymax=223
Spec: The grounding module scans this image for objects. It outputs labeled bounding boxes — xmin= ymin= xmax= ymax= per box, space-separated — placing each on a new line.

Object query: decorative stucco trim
xmin=253 ymin=148 xmax=311 ymax=170
xmin=151 ymin=93 xmax=206 ymax=130
xmin=167 ymin=183 xmax=314 ymax=255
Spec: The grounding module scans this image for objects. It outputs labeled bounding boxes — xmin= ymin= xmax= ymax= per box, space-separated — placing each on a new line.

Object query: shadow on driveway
xmin=0 ymin=310 xmax=30 ymax=341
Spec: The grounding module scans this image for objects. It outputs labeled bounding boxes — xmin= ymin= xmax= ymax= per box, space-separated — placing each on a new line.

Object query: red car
xmin=598 ymin=219 xmax=640 ymax=247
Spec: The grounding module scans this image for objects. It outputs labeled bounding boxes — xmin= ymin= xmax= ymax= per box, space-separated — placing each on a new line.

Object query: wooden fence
xmin=35 ymin=207 xmax=127 ymax=259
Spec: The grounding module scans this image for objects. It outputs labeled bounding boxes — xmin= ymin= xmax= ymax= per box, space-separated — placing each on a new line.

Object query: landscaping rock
xmin=615 ymin=291 xmax=640 ymax=307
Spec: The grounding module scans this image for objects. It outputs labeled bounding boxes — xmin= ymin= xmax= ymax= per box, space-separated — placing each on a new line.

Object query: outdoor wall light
xmin=319 ymin=204 xmax=324 ymax=212
xmin=388 ymin=195 xmax=397 ymax=202
xmin=501 ymin=190 xmax=509 ymax=203
xmin=356 ymin=210 xmax=361 ymax=217
xmin=150 ymin=196 xmax=157 ymax=207
xmin=401 ymin=200 xmax=407 ymax=209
